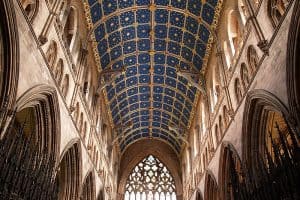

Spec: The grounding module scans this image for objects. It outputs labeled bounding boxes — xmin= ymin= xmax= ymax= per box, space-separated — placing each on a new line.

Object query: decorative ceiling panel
xmin=85 ymin=0 xmax=222 ymax=154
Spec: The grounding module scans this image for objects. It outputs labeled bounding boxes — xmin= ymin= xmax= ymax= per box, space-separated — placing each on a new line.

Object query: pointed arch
xmin=15 ymin=85 xmax=61 ymax=161
xmin=204 ymin=171 xmax=219 ymax=200
xmin=58 ymin=139 xmax=82 ymax=200
xmin=80 ymin=170 xmax=96 ymax=200
xmin=242 ymin=89 xmax=294 ymax=177
xmin=287 ymin=1 xmax=300 ymax=131
xmin=234 ymin=78 xmax=243 ymax=103
xmin=63 ymin=6 xmax=78 ymax=51
xmin=61 ymin=74 xmax=69 ymax=98
xmin=223 ymin=105 xmax=230 ymax=128
xmin=124 ymin=155 xmax=177 ymax=200
xmin=195 ymin=190 xmax=203 ymax=200
xmin=118 ymin=139 xmax=183 ymax=199
xmin=0 ymin=0 xmax=19 ymax=134
xmin=227 ymin=10 xmax=243 ymax=55
xmin=46 ymin=40 xmax=57 ymax=69
xmin=240 ymin=63 xmax=250 ymax=89
xmin=96 ymin=189 xmax=105 ymax=200
xmin=219 ymin=142 xmax=244 ymax=200
xmin=54 ymin=58 xmax=64 ymax=85
xmin=247 ymin=45 xmax=259 ymax=73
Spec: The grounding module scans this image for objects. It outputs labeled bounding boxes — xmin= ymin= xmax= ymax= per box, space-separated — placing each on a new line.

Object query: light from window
xmin=124 ymin=155 xmax=177 ymax=200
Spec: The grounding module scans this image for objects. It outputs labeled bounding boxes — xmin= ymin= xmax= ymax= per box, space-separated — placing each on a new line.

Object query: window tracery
xmin=124 ymin=155 xmax=177 ymax=200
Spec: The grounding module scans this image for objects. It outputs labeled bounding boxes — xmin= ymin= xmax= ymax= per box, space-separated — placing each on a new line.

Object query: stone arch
xmin=46 ymin=40 xmax=57 ymax=69
xmin=15 ymin=85 xmax=61 ymax=161
xmin=58 ymin=139 xmax=82 ymax=200
xmin=118 ymin=139 xmax=183 ymax=199
xmin=287 ymin=1 xmax=300 ymax=132
xmin=219 ymin=115 xmax=223 ymax=137
xmin=0 ymin=0 xmax=19 ymax=134
xmin=61 ymin=74 xmax=69 ymax=98
xmin=63 ymin=6 xmax=78 ymax=51
xmin=234 ymin=78 xmax=243 ymax=103
xmin=96 ymin=189 xmax=105 ymax=200
xmin=218 ymin=142 xmax=244 ymax=200
xmin=195 ymin=190 xmax=203 ymax=200
xmin=242 ymin=89 xmax=292 ymax=179
xmin=240 ymin=62 xmax=250 ymax=89
xmin=227 ymin=10 xmax=243 ymax=55
xmin=20 ymin=0 xmax=38 ymax=22
xmin=80 ymin=170 xmax=96 ymax=200
xmin=214 ymin=124 xmax=219 ymax=147
xmin=247 ymin=45 xmax=259 ymax=74
xmin=54 ymin=58 xmax=64 ymax=85
xmin=223 ymin=105 xmax=229 ymax=127
xmin=204 ymin=170 xmax=219 ymax=200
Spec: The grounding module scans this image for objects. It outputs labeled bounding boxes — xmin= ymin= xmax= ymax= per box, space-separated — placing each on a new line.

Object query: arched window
xmin=63 ymin=6 xmax=77 ymax=50
xmin=223 ymin=41 xmax=232 ymax=68
xmin=238 ymin=0 xmax=249 ymax=25
xmin=73 ymin=102 xmax=79 ymax=123
xmin=234 ymin=79 xmax=243 ymax=103
xmin=240 ymin=63 xmax=250 ymax=89
xmin=82 ymin=121 xmax=87 ymax=139
xmin=219 ymin=116 xmax=224 ymax=136
xmin=61 ymin=74 xmax=69 ymax=98
xmin=223 ymin=106 xmax=230 ymax=127
xmin=268 ymin=0 xmax=290 ymax=27
xmin=21 ymin=0 xmax=38 ymax=21
xmin=228 ymin=10 xmax=242 ymax=55
xmin=247 ymin=45 xmax=259 ymax=73
xmin=46 ymin=40 xmax=57 ymax=69
xmin=214 ymin=125 xmax=219 ymax=146
xmin=124 ymin=155 xmax=177 ymax=200
xmin=78 ymin=112 xmax=83 ymax=132
xmin=54 ymin=59 xmax=64 ymax=85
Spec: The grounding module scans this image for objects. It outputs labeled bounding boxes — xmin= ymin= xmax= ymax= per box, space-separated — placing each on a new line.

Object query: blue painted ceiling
xmin=86 ymin=0 xmax=221 ymax=154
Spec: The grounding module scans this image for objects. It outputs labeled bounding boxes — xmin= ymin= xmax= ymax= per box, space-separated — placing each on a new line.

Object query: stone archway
xmin=204 ymin=171 xmax=219 ymax=200
xmin=218 ymin=143 xmax=245 ymax=200
xmin=80 ymin=170 xmax=96 ymax=200
xmin=242 ymin=89 xmax=300 ymax=198
xmin=0 ymin=0 xmax=19 ymax=134
xmin=287 ymin=1 xmax=300 ymax=133
xmin=15 ymin=85 xmax=61 ymax=161
xmin=57 ymin=139 xmax=82 ymax=200
xmin=118 ymin=139 xmax=183 ymax=200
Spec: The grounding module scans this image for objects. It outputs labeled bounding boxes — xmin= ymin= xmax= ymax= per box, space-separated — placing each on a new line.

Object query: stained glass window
xmin=124 ymin=155 xmax=177 ymax=200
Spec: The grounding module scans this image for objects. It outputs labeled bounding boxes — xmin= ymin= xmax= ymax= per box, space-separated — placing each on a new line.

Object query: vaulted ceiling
xmin=85 ymin=0 xmax=222 ymax=154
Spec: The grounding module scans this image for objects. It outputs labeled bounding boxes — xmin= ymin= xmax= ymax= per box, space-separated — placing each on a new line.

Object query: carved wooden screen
xmin=124 ymin=155 xmax=177 ymax=200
